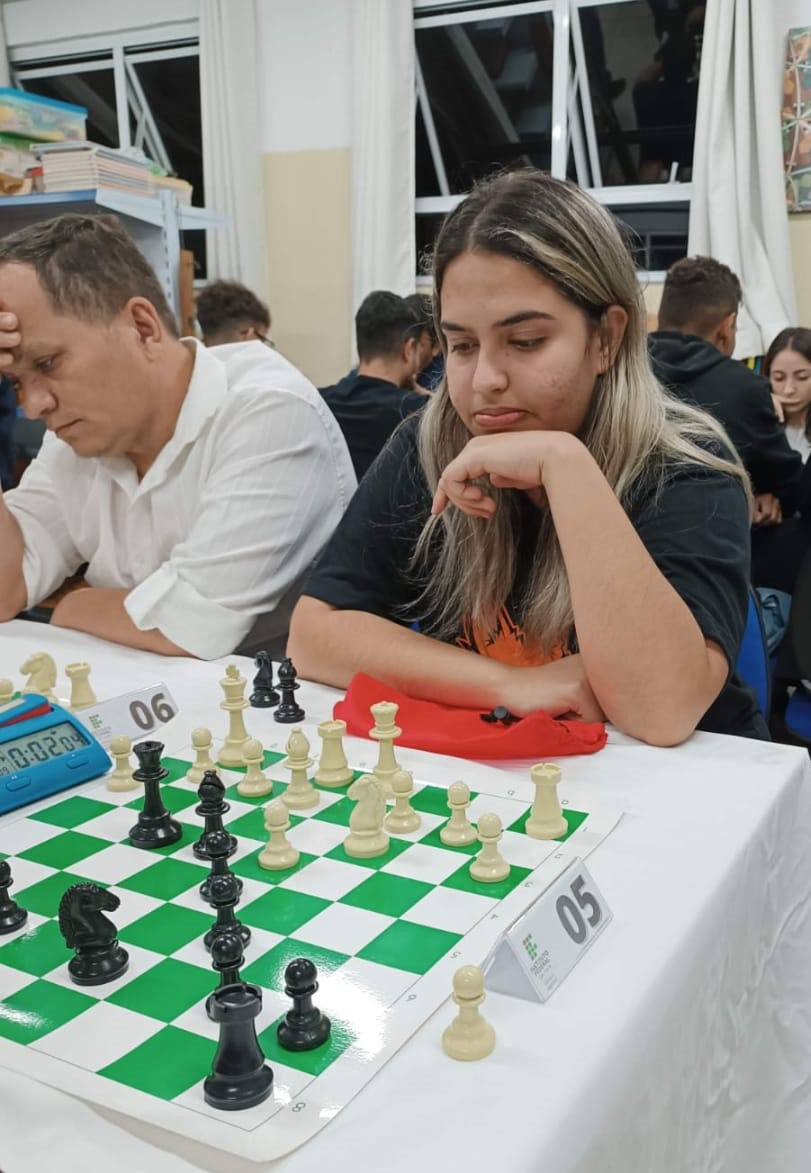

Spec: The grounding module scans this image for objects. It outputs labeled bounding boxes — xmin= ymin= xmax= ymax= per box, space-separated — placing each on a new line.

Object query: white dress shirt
xmin=6 ymin=339 xmax=356 ymax=658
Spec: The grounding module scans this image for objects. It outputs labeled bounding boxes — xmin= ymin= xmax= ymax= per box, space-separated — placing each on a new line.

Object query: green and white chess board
xmin=0 ymin=743 xmax=621 ymax=1161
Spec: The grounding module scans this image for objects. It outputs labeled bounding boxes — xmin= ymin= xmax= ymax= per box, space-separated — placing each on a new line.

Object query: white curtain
xmin=689 ymin=0 xmax=796 ymax=356
xmin=0 ymin=4 xmax=10 ymax=89
xmin=199 ymin=0 xmax=268 ymax=297
xmin=351 ymin=0 xmax=416 ymax=315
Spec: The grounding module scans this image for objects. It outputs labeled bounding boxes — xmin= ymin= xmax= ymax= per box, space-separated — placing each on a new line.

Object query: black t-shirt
xmin=320 ymin=372 xmax=428 ymax=481
xmin=306 ymin=417 xmax=766 ymax=740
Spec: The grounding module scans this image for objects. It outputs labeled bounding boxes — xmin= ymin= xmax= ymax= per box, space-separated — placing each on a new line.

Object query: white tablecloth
xmin=1 ymin=619 xmax=810 ymax=1173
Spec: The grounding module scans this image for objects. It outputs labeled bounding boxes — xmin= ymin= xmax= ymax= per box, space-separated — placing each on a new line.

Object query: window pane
xmin=613 ymin=203 xmax=689 ymax=271
xmin=415 ymin=11 xmax=555 ymax=197
xmin=577 ymin=1 xmax=703 ymax=185
xmin=20 ymin=71 xmax=117 ymax=149
xmin=130 ymin=55 xmax=206 ymax=278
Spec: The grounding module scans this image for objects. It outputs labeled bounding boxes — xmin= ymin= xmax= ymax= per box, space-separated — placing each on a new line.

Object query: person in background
xmin=292 ymin=170 xmax=762 ymax=744
xmin=649 ymin=256 xmax=801 ymax=527
xmin=0 ymin=215 xmax=355 ymax=659
xmin=320 ymin=290 xmax=429 ymax=480
xmin=0 ymin=375 xmax=15 ymax=489
xmin=196 ymin=279 xmax=272 ymax=347
xmin=404 ymin=292 xmax=444 ymax=391
xmin=765 ymin=327 xmax=811 ymax=462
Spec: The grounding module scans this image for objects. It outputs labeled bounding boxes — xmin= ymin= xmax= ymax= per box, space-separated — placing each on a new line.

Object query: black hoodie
xmin=648 ymin=331 xmax=802 ymax=514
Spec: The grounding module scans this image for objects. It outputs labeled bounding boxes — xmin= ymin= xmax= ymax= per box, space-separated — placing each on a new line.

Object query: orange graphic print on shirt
xmin=456 ymin=606 xmax=566 ymax=668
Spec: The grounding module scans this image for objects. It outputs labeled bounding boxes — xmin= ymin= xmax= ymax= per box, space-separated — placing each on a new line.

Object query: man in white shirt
xmin=0 ymin=214 xmax=356 ymax=659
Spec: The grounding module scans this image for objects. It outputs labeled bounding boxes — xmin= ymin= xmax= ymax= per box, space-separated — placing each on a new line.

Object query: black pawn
xmin=204 ymin=873 xmax=251 ymax=952
xmin=276 ymin=957 xmax=331 ymax=1052
xmin=250 ymin=651 xmax=279 ymax=708
xmin=58 ymin=882 xmax=129 ymax=986
xmin=273 ymin=657 xmax=305 ymax=724
xmin=128 ymin=740 xmax=182 ymax=849
xmin=204 ymin=981 xmax=273 ymax=1111
xmin=193 ymin=770 xmax=237 ymax=861
xmin=0 ymin=860 xmax=27 ymax=935
xmin=200 ymin=827 xmax=242 ymax=903
xmin=211 ymin=931 xmax=245 ymax=988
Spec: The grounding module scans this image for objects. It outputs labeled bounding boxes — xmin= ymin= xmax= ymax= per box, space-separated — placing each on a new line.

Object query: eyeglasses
xmin=254 ymin=333 xmax=276 ymax=350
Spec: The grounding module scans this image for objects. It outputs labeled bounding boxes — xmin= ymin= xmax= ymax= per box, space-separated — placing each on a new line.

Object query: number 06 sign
xmin=485 ymin=857 xmax=612 ymax=1003
xmin=74 ymin=683 xmax=179 ymax=750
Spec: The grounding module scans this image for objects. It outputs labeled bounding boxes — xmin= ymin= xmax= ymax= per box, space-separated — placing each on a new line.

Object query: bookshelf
xmin=0 ymin=187 xmax=225 ymax=317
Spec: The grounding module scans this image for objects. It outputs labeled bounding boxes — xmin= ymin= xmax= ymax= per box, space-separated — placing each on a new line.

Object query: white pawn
xmin=315 ymin=719 xmax=353 ymax=788
xmin=526 ymin=762 xmax=568 ymax=839
xmin=469 ymin=813 xmax=510 ymax=883
xmin=440 ymin=781 xmax=477 ymax=847
xmin=281 ymin=729 xmax=318 ymax=810
xmin=383 ymin=769 xmax=420 ymax=834
xmin=238 ymin=738 xmax=273 ymax=798
xmin=344 ymin=774 xmax=389 ymax=858
xmin=186 ymin=728 xmax=216 ymax=785
xmin=441 ymin=965 xmax=496 ymax=1062
xmin=0 ymin=679 xmax=13 ymax=705
xmin=107 ymin=735 xmax=140 ymax=792
xmin=258 ymin=800 xmax=300 ymax=871
xmin=65 ymin=662 xmax=97 ymax=711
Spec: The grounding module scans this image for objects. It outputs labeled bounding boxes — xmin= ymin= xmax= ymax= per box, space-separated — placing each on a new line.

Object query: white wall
xmin=777 ymin=1 xmax=811 ymax=28
xmin=2 ymin=0 xmax=200 ymax=50
xmin=258 ymin=0 xmax=352 ymax=153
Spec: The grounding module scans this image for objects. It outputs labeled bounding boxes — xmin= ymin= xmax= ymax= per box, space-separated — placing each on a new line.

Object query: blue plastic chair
xmin=735 ymin=587 xmax=772 ymax=721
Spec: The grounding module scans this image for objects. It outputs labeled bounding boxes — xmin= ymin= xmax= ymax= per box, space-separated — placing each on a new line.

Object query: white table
xmin=1 ymin=619 xmax=811 ymax=1173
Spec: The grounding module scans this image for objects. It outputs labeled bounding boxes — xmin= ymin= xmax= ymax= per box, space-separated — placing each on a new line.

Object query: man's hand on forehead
xmin=0 ymin=312 xmax=21 ymax=369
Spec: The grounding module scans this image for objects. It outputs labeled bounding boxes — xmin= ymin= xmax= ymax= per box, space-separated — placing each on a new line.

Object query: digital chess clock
xmin=0 ymin=693 xmax=111 ymax=814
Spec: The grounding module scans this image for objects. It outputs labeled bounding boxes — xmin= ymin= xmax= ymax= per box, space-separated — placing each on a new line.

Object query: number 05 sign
xmin=485 ymin=857 xmax=612 ymax=1003
xmin=74 ymin=683 xmax=179 ymax=750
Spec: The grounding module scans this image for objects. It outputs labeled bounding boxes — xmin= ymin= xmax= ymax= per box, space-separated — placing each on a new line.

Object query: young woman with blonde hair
xmin=290 ymin=170 xmax=763 ymax=744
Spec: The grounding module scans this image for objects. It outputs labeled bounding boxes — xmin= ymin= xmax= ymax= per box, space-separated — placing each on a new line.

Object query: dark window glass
xmin=21 ymin=70 xmax=118 ymax=150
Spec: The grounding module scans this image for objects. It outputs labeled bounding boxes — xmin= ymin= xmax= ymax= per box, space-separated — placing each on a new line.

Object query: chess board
xmin=0 ymin=742 xmax=622 ymax=1162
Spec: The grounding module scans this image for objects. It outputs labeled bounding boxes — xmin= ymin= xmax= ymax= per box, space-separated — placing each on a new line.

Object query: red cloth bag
xmin=333 ymin=673 xmax=607 ymax=760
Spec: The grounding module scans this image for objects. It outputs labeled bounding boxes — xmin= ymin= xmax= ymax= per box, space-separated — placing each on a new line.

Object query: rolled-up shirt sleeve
xmin=125 ymin=387 xmax=355 ymax=659
xmin=5 ymin=433 xmax=84 ymax=607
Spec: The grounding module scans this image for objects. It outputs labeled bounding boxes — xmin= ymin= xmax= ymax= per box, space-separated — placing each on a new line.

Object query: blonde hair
xmin=414 ymin=170 xmax=751 ymax=653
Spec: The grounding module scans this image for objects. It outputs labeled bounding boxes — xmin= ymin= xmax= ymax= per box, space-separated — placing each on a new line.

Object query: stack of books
xmin=38 ymin=142 xmax=154 ymax=198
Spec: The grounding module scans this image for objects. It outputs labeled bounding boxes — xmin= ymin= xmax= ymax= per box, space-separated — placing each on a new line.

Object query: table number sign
xmin=485 ymin=857 xmax=612 ymax=1002
xmin=74 ymin=683 xmax=179 ymax=749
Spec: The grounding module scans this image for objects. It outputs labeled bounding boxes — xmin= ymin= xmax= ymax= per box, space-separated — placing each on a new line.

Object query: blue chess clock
xmin=0 ymin=693 xmax=111 ymax=814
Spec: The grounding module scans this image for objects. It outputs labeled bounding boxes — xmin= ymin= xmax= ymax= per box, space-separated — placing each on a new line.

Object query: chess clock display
xmin=0 ymin=693 xmax=110 ymax=814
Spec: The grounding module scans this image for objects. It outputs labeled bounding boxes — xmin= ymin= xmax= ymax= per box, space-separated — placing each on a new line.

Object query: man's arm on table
xmin=50 ymin=587 xmax=190 ymax=656
xmin=0 ymin=495 xmax=28 ymax=619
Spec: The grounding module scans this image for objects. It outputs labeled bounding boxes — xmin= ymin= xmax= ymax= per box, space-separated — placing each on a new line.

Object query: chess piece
xmin=525 ymin=763 xmax=568 ymax=840
xmin=106 ymin=735 xmax=140 ymax=792
xmin=19 ymin=651 xmax=57 ymax=699
xmin=204 ymin=871 xmax=251 ymax=951
xmin=128 ymin=741 xmax=182 ymax=849
xmin=0 ymin=678 xmax=13 ymax=705
xmin=57 ymin=882 xmax=129 ymax=986
xmin=344 ymin=774 xmax=389 ymax=858
xmin=314 ymin=719 xmax=353 ymax=788
xmin=211 ymin=931 xmax=245 ymax=988
xmin=0 ymin=860 xmax=27 ymax=935
xmin=187 ymin=727 xmax=216 ymax=785
xmin=383 ymin=769 xmax=420 ymax=834
xmin=193 ymin=771 xmax=237 ymax=862
xmin=441 ymin=965 xmax=496 ymax=1061
xmin=369 ymin=701 xmax=401 ymax=794
xmin=218 ymin=664 xmax=251 ymax=766
xmin=258 ymin=801 xmax=300 ymax=871
xmin=250 ymin=650 xmax=279 ymax=708
xmin=277 ymin=958 xmax=331 ymax=1051
xmin=65 ymin=661 xmax=97 ymax=711
xmin=469 ymin=813 xmax=510 ymax=883
xmin=204 ymin=981 xmax=273 ymax=1110
xmin=201 ymin=828 xmax=242 ymax=903
xmin=273 ymin=658 xmax=305 ymax=723
xmin=281 ymin=729 xmax=318 ymax=810
xmin=237 ymin=738 xmax=273 ymax=798
xmin=440 ymin=781 xmax=477 ymax=847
